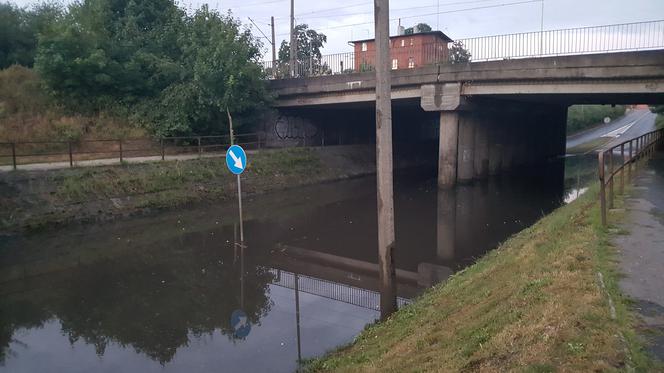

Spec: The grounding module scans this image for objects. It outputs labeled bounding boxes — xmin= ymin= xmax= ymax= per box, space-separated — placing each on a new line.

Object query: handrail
xmin=0 ymin=133 xmax=264 ymax=170
xmin=598 ymin=127 xmax=664 ymax=226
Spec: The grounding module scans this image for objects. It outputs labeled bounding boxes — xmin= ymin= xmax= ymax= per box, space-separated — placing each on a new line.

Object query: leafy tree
xmin=404 ymin=22 xmax=432 ymax=35
xmin=277 ymin=24 xmax=327 ymax=77
xmin=34 ymin=0 xmax=268 ymax=136
xmin=0 ymin=2 xmax=62 ymax=68
xmin=448 ymin=40 xmax=471 ymax=64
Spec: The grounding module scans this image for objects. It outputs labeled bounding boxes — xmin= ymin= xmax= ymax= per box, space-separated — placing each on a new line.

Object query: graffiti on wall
xmin=274 ymin=115 xmax=318 ymax=140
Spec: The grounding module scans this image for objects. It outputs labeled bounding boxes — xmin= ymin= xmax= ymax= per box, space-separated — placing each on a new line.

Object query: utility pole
xmin=374 ymin=0 xmax=397 ymax=320
xmin=271 ymin=16 xmax=277 ymax=76
xmin=289 ymin=0 xmax=296 ymax=77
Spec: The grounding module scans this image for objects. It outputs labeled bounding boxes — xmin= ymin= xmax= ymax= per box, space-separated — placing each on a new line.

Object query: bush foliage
xmin=567 ymin=105 xmax=626 ymax=134
xmin=2 ymin=0 xmax=270 ymax=137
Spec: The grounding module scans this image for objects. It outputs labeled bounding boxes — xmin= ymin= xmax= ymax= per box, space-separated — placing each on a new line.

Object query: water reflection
xmin=0 ymin=160 xmax=570 ymax=372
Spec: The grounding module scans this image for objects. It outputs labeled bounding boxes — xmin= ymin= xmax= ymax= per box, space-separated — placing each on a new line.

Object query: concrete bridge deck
xmin=270 ymin=50 xmax=664 ymax=108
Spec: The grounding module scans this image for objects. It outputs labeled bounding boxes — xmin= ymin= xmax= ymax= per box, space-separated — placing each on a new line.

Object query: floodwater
xmin=0 ymin=156 xmax=595 ymax=373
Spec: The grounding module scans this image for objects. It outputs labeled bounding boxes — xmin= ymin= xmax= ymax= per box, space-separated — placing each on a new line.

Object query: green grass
xmin=656 ymin=114 xmax=664 ymax=129
xmin=303 ymin=185 xmax=661 ymax=372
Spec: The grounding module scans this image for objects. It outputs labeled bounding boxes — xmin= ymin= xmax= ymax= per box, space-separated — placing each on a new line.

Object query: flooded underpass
xmin=0 ymin=154 xmax=597 ymax=372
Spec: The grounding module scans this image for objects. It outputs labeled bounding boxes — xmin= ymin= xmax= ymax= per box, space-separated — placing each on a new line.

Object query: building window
xmin=408 ymin=57 xmax=415 ymax=68
xmin=410 ymin=38 xmax=414 ymax=46
xmin=392 ymin=59 xmax=398 ymax=70
xmin=401 ymin=39 xmax=405 ymax=47
xmin=361 ymin=42 xmax=367 ymax=52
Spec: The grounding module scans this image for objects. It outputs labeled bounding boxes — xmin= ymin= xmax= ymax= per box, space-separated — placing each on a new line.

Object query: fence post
xmin=620 ymin=143 xmax=624 ymax=194
xmin=628 ymin=140 xmax=633 ymax=181
xmin=68 ymin=141 xmax=73 ymax=168
xmin=11 ymin=142 xmax=17 ymax=171
xmin=598 ymin=151 xmax=607 ymax=226
xmin=161 ymin=138 xmax=165 ymax=160
xmin=197 ymin=137 xmax=202 ymax=158
xmin=608 ymin=149 xmax=614 ymax=209
xmin=119 ymin=140 xmax=123 ymax=163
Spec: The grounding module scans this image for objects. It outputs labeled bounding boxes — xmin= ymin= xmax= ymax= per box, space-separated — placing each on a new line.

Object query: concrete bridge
xmin=265 ymin=21 xmax=664 ymax=187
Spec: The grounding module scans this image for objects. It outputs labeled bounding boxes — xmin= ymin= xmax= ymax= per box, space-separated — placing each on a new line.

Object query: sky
xmin=9 ymin=0 xmax=664 ymax=57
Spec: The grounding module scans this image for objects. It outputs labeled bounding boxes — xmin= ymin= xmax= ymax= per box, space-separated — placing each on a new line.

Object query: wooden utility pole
xmin=270 ymin=16 xmax=277 ymax=74
xmin=289 ymin=0 xmax=296 ymax=77
xmin=374 ymin=0 xmax=397 ymax=320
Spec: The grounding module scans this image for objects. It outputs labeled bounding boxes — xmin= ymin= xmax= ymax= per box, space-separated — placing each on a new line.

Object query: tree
xmin=277 ymin=24 xmax=327 ymax=77
xmin=0 ymin=2 xmax=62 ymax=68
xmin=34 ymin=0 xmax=268 ymax=136
xmin=448 ymin=40 xmax=471 ymax=64
xmin=404 ymin=22 xmax=432 ymax=35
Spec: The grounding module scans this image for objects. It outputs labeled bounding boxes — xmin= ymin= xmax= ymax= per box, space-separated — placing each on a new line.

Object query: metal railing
xmin=264 ymin=19 xmax=664 ymax=79
xmin=598 ymin=128 xmax=664 ymax=226
xmin=0 ymin=133 xmax=262 ymax=170
xmin=270 ymin=268 xmax=411 ymax=310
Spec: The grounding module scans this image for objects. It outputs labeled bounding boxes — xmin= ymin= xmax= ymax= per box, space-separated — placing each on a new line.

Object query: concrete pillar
xmin=457 ymin=114 xmax=475 ymax=183
xmin=473 ymin=115 xmax=489 ymax=179
xmin=488 ymin=122 xmax=503 ymax=175
xmin=501 ymin=115 xmax=515 ymax=172
xmin=438 ymin=111 xmax=459 ymax=188
xmin=436 ymin=188 xmax=456 ymax=261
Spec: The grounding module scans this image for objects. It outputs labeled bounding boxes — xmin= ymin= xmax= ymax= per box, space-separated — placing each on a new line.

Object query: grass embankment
xmin=0 ymin=146 xmax=374 ymax=232
xmin=0 ymin=65 xmax=143 ymax=143
xmin=305 ymin=186 xmax=659 ymax=372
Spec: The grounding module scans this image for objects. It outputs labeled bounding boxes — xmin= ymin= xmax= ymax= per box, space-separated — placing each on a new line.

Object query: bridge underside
xmin=267 ymin=50 xmax=664 ymax=187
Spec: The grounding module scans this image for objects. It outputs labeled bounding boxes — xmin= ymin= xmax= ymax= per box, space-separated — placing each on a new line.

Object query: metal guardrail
xmin=598 ymin=128 xmax=664 ymax=226
xmin=0 ymin=133 xmax=262 ymax=170
xmin=264 ymin=19 xmax=664 ymax=79
xmin=270 ymin=268 xmax=411 ymax=310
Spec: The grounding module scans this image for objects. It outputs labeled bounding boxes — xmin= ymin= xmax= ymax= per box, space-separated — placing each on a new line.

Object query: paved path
xmin=0 ymin=152 xmax=230 ymax=172
xmin=613 ymin=150 xmax=664 ymax=362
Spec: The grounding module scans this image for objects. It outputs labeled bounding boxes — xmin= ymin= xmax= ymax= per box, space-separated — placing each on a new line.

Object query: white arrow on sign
xmin=229 ymin=150 xmax=244 ymax=170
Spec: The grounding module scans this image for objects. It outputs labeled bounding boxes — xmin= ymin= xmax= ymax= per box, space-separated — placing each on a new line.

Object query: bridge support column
xmin=438 ymin=111 xmax=459 ymax=188
xmin=457 ymin=114 xmax=476 ymax=183
xmin=473 ymin=115 xmax=490 ymax=179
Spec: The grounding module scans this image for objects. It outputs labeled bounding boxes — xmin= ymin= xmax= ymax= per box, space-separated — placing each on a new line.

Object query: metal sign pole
xmin=237 ymin=173 xmax=244 ymax=243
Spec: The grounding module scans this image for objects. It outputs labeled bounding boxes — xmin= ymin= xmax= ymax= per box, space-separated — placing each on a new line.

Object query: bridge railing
xmin=269 ymin=268 xmax=411 ymax=310
xmin=598 ymin=127 xmax=664 ymax=226
xmin=264 ymin=19 xmax=664 ymax=79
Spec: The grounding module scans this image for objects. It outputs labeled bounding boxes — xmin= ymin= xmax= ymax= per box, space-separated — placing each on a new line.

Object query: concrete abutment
xmin=432 ymin=98 xmax=568 ymax=188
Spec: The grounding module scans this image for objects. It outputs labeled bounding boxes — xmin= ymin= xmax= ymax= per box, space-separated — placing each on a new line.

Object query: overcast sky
xmin=10 ymin=0 xmax=664 ymax=56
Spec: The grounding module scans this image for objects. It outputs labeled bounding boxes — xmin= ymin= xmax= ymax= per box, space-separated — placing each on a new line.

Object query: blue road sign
xmin=231 ymin=309 xmax=251 ymax=338
xmin=226 ymin=145 xmax=247 ymax=175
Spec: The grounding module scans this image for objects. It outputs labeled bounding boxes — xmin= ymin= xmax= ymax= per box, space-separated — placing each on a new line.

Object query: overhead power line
xmin=274 ymin=0 xmax=542 ymax=36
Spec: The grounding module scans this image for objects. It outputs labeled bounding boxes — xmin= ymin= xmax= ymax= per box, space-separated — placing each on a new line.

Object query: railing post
xmin=197 ymin=137 xmax=202 ymax=158
xmin=119 ymin=140 xmax=123 ymax=163
xmin=161 ymin=138 xmax=165 ymax=160
xmin=11 ymin=142 xmax=17 ymax=171
xmin=628 ymin=140 xmax=633 ymax=181
xmin=608 ymin=149 xmax=614 ymax=209
xmin=620 ymin=143 xmax=625 ymax=194
xmin=599 ymin=151 xmax=607 ymax=226
xmin=68 ymin=141 xmax=73 ymax=168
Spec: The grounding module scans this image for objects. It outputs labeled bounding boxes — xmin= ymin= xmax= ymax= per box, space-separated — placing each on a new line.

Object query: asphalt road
xmin=566 ymin=108 xmax=657 ymax=152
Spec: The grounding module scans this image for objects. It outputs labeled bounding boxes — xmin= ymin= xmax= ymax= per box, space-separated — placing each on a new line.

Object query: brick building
xmin=350 ymin=31 xmax=453 ymax=72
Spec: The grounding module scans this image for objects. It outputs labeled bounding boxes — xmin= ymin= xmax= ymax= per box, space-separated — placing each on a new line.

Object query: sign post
xmin=226 ymin=144 xmax=248 ymax=338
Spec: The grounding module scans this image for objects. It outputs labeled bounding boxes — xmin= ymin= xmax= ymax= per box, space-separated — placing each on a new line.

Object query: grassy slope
xmin=305 ymin=186 xmax=658 ymax=372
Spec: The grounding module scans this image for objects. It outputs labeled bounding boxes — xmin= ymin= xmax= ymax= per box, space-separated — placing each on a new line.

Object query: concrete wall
xmin=444 ymin=100 xmax=568 ymax=186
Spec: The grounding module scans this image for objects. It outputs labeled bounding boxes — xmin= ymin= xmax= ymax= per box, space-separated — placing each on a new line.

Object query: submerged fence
xmin=265 ymin=19 xmax=664 ymax=79
xmin=0 ymin=133 xmax=262 ymax=170
xmin=598 ymin=128 xmax=664 ymax=226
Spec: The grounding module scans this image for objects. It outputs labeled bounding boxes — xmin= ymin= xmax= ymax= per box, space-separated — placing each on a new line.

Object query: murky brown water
xmin=0 ymin=157 xmax=593 ymax=372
